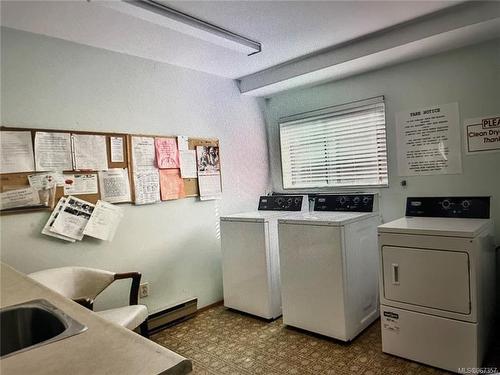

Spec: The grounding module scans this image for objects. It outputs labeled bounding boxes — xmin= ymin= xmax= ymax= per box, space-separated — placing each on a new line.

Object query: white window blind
xmin=279 ymin=98 xmax=388 ymax=189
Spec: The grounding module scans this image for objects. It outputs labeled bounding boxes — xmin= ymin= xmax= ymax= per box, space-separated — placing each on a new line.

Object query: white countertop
xmin=0 ymin=263 xmax=192 ymax=375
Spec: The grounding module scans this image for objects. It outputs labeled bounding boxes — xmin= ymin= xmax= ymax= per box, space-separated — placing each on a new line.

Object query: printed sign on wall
xmin=464 ymin=115 xmax=500 ymax=154
xmin=396 ymin=102 xmax=462 ymax=176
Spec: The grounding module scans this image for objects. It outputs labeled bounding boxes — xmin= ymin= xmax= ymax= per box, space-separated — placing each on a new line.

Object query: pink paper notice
xmin=155 ymin=137 xmax=179 ymax=169
xmin=159 ymin=169 xmax=186 ymax=201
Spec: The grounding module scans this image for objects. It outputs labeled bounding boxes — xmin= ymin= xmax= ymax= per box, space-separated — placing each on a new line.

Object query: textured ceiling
xmin=1 ymin=1 xmax=461 ymax=78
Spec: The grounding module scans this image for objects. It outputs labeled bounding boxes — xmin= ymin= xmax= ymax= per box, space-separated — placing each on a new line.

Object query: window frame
xmin=278 ymin=96 xmax=389 ymax=191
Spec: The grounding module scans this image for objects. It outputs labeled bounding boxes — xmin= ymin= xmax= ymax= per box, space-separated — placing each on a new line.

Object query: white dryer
xmin=278 ymin=194 xmax=381 ymax=341
xmin=378 ymin=197 xmax=495 ymax=373
xmin=220 ymin=195 xmax=308 ymax=319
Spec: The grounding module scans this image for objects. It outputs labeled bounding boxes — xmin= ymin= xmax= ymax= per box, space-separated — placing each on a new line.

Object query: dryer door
xmin=382 ymin=246 xmax=470 ymax=314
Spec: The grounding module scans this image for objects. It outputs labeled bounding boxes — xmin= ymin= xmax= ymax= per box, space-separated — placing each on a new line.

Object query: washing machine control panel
xmin=314 ymin=194 xmax=375 ymax=212
xmin=406 ymin=197 xmax=490 ymax=218
xmin=258 ymin=195 xmax=305 ymax=211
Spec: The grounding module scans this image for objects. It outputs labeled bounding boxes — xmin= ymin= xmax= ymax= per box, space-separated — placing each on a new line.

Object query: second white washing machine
xmin=220 ymin=195 xmax=308 ymax=319
xmin=278 ymin=194 xmax=381 ymax=341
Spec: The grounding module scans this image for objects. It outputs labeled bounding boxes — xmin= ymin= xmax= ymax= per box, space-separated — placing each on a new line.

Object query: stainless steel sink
xmin=0 ymin=299 xmax=87 ymax=358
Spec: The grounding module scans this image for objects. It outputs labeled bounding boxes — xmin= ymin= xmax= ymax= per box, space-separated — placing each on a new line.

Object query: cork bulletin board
xmin=126 ymin=134 xmax=220 ymax=202
xmin=0 ymin=125 xmax=220 ymax=214
xmin=0 ymin=127 xmax=131 ymax=214
xmin=185 ymin=137 xmax=220 ymax=197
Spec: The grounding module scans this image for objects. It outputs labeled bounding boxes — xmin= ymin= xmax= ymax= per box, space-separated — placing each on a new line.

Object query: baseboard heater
xmin=147 ymin=298 xmax=198 ymax=334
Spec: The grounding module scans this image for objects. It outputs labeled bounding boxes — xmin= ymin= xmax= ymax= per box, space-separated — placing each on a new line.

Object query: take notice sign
xmin=464 ymin=115 xmax=500 ymax=154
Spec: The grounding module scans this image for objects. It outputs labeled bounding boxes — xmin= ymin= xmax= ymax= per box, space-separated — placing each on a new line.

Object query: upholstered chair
xmin=29 ymin=267 xmax=149 ymax=337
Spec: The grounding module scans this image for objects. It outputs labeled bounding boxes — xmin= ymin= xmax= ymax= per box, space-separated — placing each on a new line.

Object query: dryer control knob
xmin=353 ymin=197 xmax=361 ymax=204
xmin=441 ymin=199 xmax=451 ymax=209
xmin=461 ymin=200 xmax=471 ymax=208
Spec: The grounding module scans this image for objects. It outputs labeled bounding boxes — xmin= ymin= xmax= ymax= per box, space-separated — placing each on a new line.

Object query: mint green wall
xmin=263 ymin=38 xmax=500 ymax=242
xmin=1 ymin=27 xmax=499 ymax=316
xmin=0 ymin=27 xmax=270 ymax=312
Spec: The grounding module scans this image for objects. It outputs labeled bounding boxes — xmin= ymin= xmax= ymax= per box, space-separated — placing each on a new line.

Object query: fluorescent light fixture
xmin=96 ymin=0 xmax=262 ymax=55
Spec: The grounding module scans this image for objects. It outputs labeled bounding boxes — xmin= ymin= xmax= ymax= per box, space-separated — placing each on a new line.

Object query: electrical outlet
xmin=139 ymin=282 xmax=149 ymax=298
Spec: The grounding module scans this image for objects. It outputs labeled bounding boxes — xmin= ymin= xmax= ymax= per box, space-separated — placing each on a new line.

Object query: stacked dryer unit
xmin=220 ymin=195 xmax=308 ymax=320
xmin=278 ymin=194 xmax=381 ymax=341
xmin=378 ymin=197 xmax=495 ymax=373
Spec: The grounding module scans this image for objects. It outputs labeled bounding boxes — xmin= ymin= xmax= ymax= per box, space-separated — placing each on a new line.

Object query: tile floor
xmin=151 ymin=305 xmax=500 ymax=375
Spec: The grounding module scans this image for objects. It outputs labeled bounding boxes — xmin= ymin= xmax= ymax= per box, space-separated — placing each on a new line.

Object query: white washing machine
xmin=378 ymin=196 xmax=495 ymax=373
xmin=278 ymin=194 xmax=381 ymax=341
xmin=220 ymin=195 xmax=308 ymax=319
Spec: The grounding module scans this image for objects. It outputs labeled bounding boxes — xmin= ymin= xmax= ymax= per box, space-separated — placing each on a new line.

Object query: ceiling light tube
xmin=97 ymin=0 xmax=262 ymax=55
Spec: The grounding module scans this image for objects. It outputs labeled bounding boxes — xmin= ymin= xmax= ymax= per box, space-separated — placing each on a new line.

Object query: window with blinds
xmin=279 ymin=97 xmax=388 ymax=189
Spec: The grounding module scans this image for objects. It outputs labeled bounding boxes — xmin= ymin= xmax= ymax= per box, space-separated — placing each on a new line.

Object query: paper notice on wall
xmin=41 ymin=197 xmax=76 ymax=242
xmin=179 ymin=150 xmax=197 ymax=178
xmin=464 ymin=115 xmax=500 ymax=154
xmin=28 ymin=172 xmax=59 ymax=190
xmin=110 ymin=136 xmax=124 ymax=162
xmin=35 ymin=132 xmax=73 ymax=171
xmin=133 ymin=170 xmax=160 ymax=205
xmin=30 ymin=171 xmax=66 ymax=188
xmin=83 ymin=200 xmax=124 ymax=241
xmin=131 ymin=136 xmax=156 ymax=171
xmin=196 ymin=145 xmax=220 ymax=175
xmin=63 ymin=174 xmax=98 ymax=195
xmin=53 ymin=173 xmax=66 ymax=187
xmin=0 ymin=187 xmax=41 ymax=210
xmin=72 ymin=134 xmax=108 ymax=171
xmin=198 ymin=175 xmax=222 ymax=200
xmin=98 ymin=168 xmax=131 ymax=203
xmin=159 ymin=169 xmax=185 ymax=201
xmin=155 ymin=137 xmax=179 ymax=169
xmin=0 ymin=131 xmax=35 ymax=173
xmin=196 ymin=145 xmax=222 ymax=200
xmin=50 ymin=196 xmax=95 ymax=241
xmin=395 ymin=102 xmax=462 ymax=176
xmin=177 ymin=135 xmax=189 ymax=151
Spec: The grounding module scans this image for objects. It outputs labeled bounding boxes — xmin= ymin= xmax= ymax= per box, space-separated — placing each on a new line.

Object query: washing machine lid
xmin=221 ymin=211 xmax=296 ymax=223
xmin=378 ymin=217 xmax=492 ymax=238
xmin=221 ymin=195 xmax=309 ymax=223
xmin=278 ymin=211 xmax=378 ymax=226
